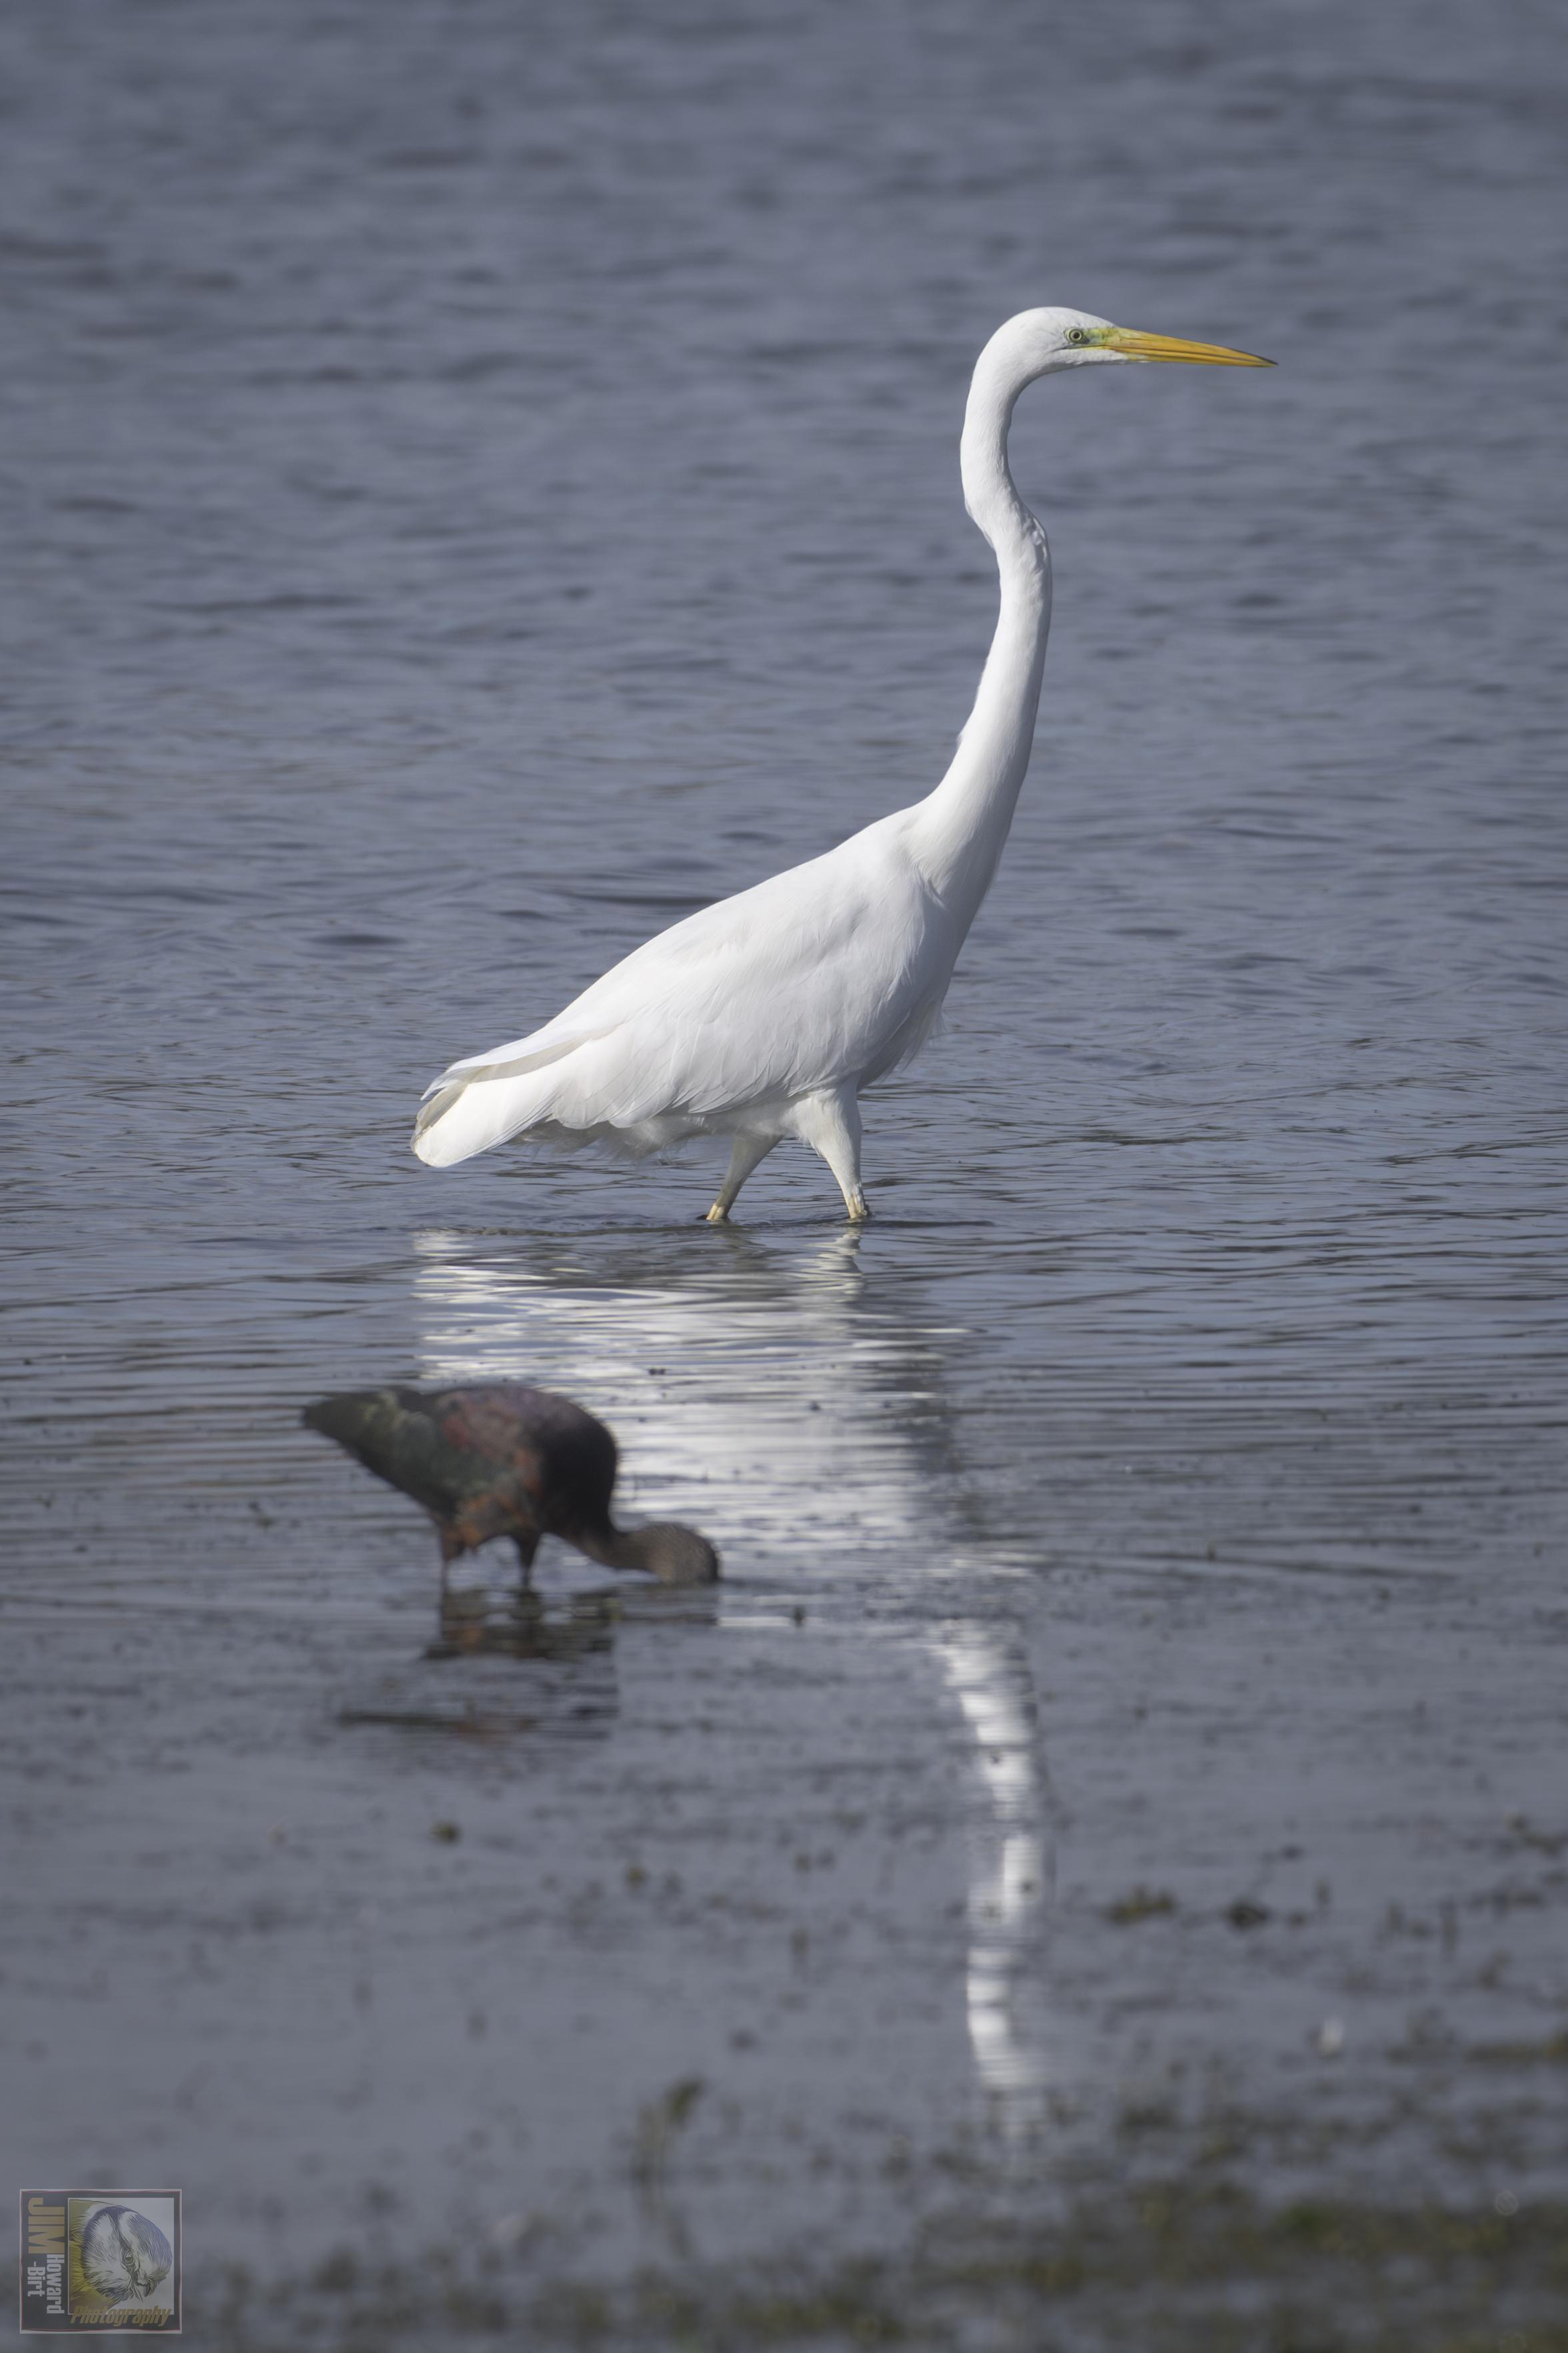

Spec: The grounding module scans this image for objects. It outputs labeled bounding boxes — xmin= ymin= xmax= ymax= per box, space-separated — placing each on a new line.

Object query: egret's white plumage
xmin=413 ymin=308 xmax=1269 ymax=1219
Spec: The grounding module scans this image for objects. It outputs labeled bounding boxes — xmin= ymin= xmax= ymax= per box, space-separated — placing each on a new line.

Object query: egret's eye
xmin=1065 ymin=327 xmax=1090 ymax=345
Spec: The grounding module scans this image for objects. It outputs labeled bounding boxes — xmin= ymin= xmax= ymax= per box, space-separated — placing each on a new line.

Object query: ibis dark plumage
xmin=303 ymin=1382 xmax=720 ymax=1590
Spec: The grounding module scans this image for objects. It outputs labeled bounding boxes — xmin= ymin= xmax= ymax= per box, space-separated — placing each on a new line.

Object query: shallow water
xmin=3 ymin=0 xmax=1566 ymax=2332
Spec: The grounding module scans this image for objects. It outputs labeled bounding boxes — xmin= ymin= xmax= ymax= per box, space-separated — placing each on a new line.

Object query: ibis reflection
xmin=412 ymin=1224 xmax=1056 ymax=2130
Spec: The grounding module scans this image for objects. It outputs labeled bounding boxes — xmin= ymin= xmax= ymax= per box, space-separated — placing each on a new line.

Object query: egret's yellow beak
xmin=1102 ymin=326 xmax=1273 ymax=367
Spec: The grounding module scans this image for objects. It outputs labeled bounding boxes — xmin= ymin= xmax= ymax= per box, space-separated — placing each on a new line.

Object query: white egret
xmin=413 ymin=308 xmax=1271 ymax=1220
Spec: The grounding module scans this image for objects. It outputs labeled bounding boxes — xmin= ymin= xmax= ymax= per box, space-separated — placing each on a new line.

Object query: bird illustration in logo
xmin=78 ymin=2205 xmax=173 ymax=2306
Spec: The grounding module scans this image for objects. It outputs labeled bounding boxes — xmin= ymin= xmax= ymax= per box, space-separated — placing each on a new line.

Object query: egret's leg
xmin=797 ymin=1087 xmax=870 ymax=1222
xmin=513 ymin=1531 xmax=540 ymax=1591
xmin=704 ymin=1131 xmax=780 ymax=1224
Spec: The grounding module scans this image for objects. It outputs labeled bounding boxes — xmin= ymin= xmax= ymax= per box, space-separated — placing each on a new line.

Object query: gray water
xmin=3 ymin=0 xmax=1566 ymax=2340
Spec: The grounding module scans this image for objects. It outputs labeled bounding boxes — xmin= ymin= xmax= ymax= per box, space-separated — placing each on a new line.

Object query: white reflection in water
xmin=936 ymin=1626 xmax=1054 ymax=2132
xmin=413 ymin=1226 xmax=1058 ymax=2128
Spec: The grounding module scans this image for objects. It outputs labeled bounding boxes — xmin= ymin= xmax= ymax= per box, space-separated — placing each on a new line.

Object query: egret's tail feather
xmin=412 ymin=1033 xmax=595 ymax=1167
xmin=412 ymin=1077 xmax=530 ymax=1167
xmin=412 ymin=1078 xmax=469 ymax=1141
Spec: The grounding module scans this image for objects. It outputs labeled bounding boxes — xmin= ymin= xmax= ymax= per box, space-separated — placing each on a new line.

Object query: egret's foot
xmin=704 ymin=1201 xmax=730 ymax=1225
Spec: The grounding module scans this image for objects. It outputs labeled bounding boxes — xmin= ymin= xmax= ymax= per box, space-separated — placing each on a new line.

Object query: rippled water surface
xmin=4 ymin=0 xmax=1565 ymax=2335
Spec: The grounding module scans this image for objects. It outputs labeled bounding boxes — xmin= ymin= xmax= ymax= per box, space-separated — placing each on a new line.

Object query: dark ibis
xmin=302 ymin=1383 xmax=720 ymax=1591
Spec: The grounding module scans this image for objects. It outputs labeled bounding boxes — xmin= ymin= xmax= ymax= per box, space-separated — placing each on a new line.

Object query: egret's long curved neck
xmin=910 ymin=338 xmax=1052 ymax=925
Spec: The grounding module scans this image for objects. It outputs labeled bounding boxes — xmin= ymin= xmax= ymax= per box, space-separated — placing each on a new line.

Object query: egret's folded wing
xmin=412 ymin=816 xmax=941 ymax=1162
